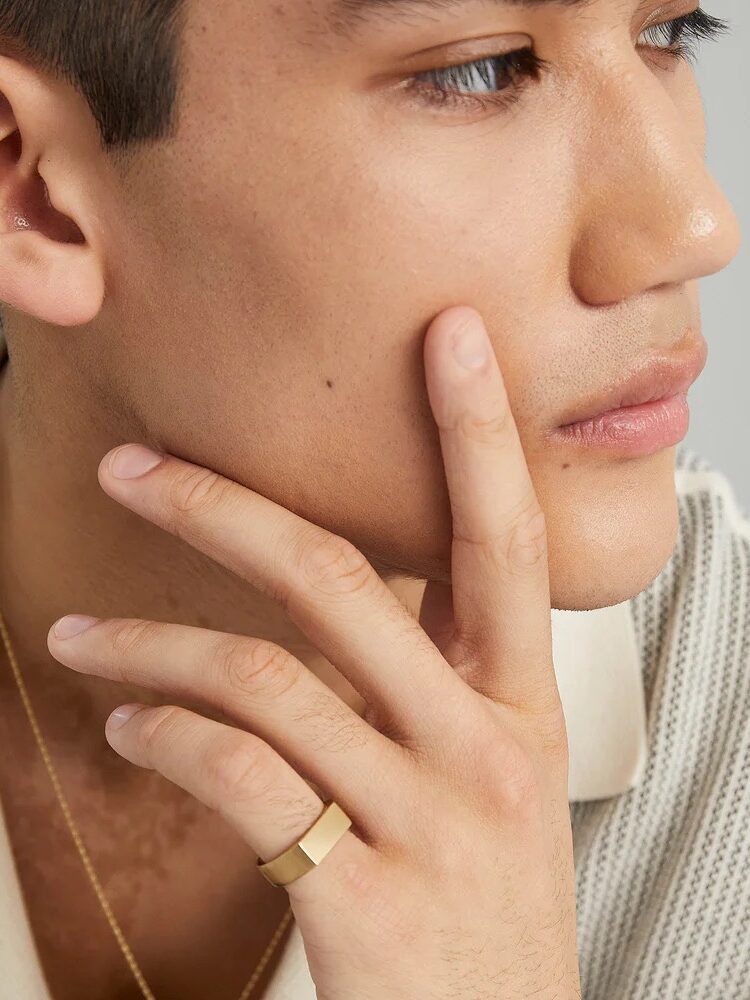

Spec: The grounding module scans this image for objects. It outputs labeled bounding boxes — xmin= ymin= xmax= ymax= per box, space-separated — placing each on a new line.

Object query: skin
xmin=0 ymin=0 xmax=741 ymax=994
xmin=47 ymin=313 xmax=581 ymax=999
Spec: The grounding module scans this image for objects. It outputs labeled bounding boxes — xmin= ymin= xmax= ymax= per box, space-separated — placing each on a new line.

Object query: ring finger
xmin=47 ymin=617 xmax=407 ymax=834
xmin=102 ymin=700 xmax=369 ymax=898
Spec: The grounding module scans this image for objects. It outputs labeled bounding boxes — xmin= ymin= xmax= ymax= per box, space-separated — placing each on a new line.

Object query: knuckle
xmin=108 ymin=618 xmax=162 ymax=658
xmin=459 ymin=713 xmax=542 ymax=815
xmin=494 ymin=740 xmax=542 ymax=814
xmin=271 ymin=794 xmax=327 ymax=841
xmin=296 ymin=527 xmax=376 ymax=600
xmin=219 ymin=636 xmax=302 ymax=701
xmin=167 ymin=467 xmax=233 ymax=522
xmin=456 ymin=404 xmax=514 ymax=449
xmin=472 ymin=706 xmax=569 ymax=813
xmin=208 ymin=734 xmax=272 ymax=807
xmin=335 ymin=854 xmax=421 ymax=947
xmin=452 ymin=491 xmax=547 ymax=581
xmin=136 ymin=704 xmax=185 ymax=761
xmin=506 ymin=502 xmax=548 ymax=572
xmin=530 ymin=704 xmax=571 ymax=763
xmin=293 ymin=690 xmax=370 ymax=753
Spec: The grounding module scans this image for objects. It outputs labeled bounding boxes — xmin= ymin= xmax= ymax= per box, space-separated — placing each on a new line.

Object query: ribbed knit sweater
xmin=570 ymin=443 xmax=750 ymax=999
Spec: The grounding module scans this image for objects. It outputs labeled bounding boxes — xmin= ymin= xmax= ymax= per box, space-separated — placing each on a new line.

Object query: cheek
xmin=174 ymin=138 xmax=566 ymax=523
xmin=115 ymin=125 xmax=679 ymax=611
xmin=212 ymin=103 xmax=572 ymax=331
xmin=215 ymin=136 xmax=569 ymax=435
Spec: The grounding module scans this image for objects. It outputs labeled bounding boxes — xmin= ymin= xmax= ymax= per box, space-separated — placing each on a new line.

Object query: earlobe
xmin=0 ymin=59 xmax=105 ymax=328
xmin=0 ymin=226 xmax=105 ymax=327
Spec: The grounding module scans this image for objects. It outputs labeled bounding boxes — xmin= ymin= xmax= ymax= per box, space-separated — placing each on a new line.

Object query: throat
xmin=0 ymin=696 xmax=294 ymax=1000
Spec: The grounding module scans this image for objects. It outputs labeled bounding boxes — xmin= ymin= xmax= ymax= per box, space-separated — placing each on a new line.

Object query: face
xmin=39 ymin=0 xmax=744 ymax=611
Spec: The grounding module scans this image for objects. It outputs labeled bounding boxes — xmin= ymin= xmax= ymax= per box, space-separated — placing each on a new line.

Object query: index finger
xmin=423 ymin=306 xmax=558 ymax=714
xmin=95 ymin=442 xmax=472 ymax=745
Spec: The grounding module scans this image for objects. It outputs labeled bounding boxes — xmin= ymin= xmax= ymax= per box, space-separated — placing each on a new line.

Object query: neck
xmin=0 ymin=355 xmax=426 ymax=773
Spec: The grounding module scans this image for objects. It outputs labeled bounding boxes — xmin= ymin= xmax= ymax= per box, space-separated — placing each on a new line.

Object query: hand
xmin=47 ymin=305 xmax=580 ymax=1000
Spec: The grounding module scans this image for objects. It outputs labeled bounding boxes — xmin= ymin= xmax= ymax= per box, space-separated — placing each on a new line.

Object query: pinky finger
xmin=104 ymin=702 xmax=363 ymax=896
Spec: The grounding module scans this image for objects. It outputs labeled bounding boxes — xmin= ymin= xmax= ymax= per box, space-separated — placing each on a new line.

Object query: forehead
xmin=185 ymin=0 xmax=636 ymax=72
xmin=327 ymin=0 xmax=597 ymax=32
xmin=196 ymin=0 xmax=608 ymax=46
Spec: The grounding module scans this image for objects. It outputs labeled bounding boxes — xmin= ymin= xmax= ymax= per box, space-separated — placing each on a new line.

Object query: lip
xmin=550 ymin=334 xmax=708 ymax=457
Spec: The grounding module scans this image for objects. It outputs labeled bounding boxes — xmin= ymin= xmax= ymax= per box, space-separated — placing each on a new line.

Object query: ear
xmin=0 ymin=54 xmax=105 ymax=327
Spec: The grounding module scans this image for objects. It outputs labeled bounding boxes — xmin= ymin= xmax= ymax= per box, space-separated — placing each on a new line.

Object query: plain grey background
xmin=689 ymin=0 xmax=749 ymax=503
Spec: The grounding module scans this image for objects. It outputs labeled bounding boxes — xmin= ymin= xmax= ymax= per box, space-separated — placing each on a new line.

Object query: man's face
xmin=97 ymin=0 xmax=740 ymax=611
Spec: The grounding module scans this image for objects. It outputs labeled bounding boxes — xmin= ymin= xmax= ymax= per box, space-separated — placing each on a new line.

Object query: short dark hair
xmin=0 ymin=0 xmax=186 ymax=153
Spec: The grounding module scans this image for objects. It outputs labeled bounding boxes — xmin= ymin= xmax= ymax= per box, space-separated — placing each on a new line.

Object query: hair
xmin=0 ymin=0 xmax=186 ymax=154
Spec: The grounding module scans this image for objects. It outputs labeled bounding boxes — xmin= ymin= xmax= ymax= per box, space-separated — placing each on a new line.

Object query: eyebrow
xmin=327 ymin=0 xmax=598 ymax=39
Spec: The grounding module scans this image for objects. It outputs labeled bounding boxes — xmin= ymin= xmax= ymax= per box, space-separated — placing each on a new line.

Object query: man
xmin=0 ymin=0 xmax=747 ymax=997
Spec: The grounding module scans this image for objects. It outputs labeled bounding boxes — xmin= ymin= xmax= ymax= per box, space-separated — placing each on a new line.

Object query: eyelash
xmin=404 ymin=8 xmax=729 ymax=115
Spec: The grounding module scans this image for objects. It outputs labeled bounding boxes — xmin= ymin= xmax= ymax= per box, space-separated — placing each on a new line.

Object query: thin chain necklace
xmin=0 ymin=608 xmax=293 ymax=1000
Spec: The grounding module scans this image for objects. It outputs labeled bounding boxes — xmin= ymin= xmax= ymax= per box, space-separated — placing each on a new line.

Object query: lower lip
xmin=550 ymin=392 xmax=690 ymax=457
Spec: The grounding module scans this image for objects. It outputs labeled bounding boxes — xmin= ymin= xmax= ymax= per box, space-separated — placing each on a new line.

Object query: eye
xmin=400 ymin=7 xmax=729 ymax=116
xmin=638 ymin=8 xmax=730 ymax=64
xmin=402 ymin=46 xmax=548 ymax=116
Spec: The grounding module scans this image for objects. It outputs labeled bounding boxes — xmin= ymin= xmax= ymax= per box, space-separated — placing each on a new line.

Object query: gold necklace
xmin=0 ymin=608 xmax=293 ymax=1000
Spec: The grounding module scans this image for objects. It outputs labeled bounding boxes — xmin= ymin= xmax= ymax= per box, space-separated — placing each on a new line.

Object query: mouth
xmin=549 ymin=333 xmax=709 ymax=457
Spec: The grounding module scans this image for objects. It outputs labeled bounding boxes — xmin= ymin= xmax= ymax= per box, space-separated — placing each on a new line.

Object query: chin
xmin=544 ymin=448 xmax=681 ymax=611
xmin=369 ymin=448 xmax=681 ymax=613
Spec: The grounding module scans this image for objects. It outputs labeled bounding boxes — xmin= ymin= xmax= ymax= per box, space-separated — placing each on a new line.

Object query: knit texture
xmin=570 ymin=443 xmax=750 ymax=999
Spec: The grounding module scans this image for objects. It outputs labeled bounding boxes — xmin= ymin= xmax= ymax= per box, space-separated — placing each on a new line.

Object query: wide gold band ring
xmin=257 ymin=800 xmax=352 ymax=888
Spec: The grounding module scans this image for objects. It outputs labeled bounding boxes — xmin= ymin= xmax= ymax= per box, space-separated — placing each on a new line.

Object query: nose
xmin=569 ymin=60 xmax=742 ymax=306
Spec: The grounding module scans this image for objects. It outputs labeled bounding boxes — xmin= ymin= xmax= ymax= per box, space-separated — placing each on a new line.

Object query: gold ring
xmin=257 ymin=800 xmax=352 ymax=887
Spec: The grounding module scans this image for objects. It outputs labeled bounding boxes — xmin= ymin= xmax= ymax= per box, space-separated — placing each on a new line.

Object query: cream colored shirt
xmin=0 ymin=599 xmax=647 ymax=999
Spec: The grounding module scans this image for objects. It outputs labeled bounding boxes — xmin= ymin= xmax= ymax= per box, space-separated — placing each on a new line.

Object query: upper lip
xmin=557 ymin=333 xmax=709 ymax=428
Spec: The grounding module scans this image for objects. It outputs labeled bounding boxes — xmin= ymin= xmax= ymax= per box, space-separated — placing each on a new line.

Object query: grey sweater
xmin=571 ymin=443 xmax=750 ymax=999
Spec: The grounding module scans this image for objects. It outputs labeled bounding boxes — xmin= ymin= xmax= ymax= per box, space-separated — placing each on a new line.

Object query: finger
xmin=416 ymin=579 xmax=455 ymax=658
xmin=47 ymin=615 xmax=404 ymax=834
xmin=422 ymin=306 xmax=557 ymax=712
xmin=95 ymin=445 xmax=472 ymax=743
xmin=102 ymin=702 xmax=368 ymax=900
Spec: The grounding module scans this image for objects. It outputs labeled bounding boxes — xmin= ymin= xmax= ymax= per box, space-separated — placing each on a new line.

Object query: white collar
xmin=552 ymin=600 xmax=648 ymax=802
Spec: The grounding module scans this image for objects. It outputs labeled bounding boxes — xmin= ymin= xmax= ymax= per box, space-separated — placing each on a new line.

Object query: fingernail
xmin=452 ymin=318 xmax=490 ymax=370
xmin=109 ymin=445 xmax=164 ymax=480
xmin=107 ymin=704 xmax=145 ymax=731
xmin=53 ymin=614 xmax=99 ymax=639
